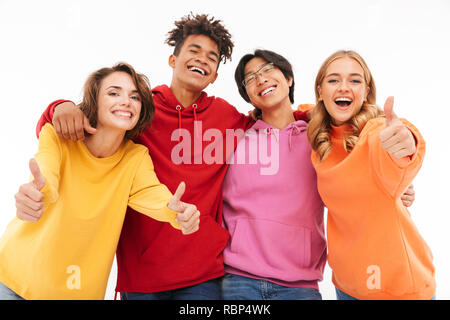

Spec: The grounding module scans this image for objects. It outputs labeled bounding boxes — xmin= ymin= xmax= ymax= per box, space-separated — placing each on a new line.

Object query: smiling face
xmin=318 ymin=57 xmax=370 ymax=126
xmin=244 ymin=57 xmax=293 ymax=112
xmin=96 ymin=71 xmax=142 ymax=133
xmin=169 ymin=34 xmax=220 ymax=92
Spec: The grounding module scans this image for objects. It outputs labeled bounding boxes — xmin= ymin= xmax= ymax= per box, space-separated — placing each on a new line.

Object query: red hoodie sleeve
xmin=293 ymin=110 xmax=310 ymax=122
xmin=36 ymin=99 xmax=73 ymax=139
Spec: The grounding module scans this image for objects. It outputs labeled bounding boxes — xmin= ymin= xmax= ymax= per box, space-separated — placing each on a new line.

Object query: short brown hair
xmin=79 ymin=62 xmax=154 ymax=140
xmin=165 ymin=12 xmax=234 ymax=66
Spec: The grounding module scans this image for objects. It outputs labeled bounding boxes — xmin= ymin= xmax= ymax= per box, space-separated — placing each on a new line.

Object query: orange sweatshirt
xmin=311 ymin=117 xmax=435 ymax=300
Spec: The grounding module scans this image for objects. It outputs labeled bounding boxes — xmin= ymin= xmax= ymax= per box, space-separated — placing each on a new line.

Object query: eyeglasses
xmin=242 ymin=63 xmax=275 ymax=87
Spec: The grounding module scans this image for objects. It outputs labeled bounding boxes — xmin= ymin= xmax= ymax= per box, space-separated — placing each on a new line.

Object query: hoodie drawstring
xmin=176 ymin=104 xmax=201 ymax=142
xmin=176 ymin=105 xmax=182 ymax=142
xmin=288 ymin=126 xmax=303 ymax=151
xmin=193 ymin=104 xmax=201 ymax=140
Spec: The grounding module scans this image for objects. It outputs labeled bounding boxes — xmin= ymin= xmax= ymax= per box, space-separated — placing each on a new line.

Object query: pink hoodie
xmin=222 ymin=119 xmax=326 ymax=289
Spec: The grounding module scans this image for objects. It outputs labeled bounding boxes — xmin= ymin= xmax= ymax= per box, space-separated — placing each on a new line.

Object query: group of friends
xmin=0 ymin=13 xmax=435 ymax=300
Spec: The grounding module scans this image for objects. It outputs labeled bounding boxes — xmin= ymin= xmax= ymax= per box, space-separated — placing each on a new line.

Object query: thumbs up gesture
xmin=379 ymin=97 xmax=416 ymax=159
xmin=168 ymin=182 xmax=200 ymax=235
xmin=14 ymin=159 xmax=46 ymax=222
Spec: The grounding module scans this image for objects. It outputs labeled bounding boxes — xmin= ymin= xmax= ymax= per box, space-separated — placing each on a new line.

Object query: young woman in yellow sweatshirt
xmin=0 ymin=63 xmax=200 ymax=300
xmin=307 ymin=50 xmax=435 ymax=300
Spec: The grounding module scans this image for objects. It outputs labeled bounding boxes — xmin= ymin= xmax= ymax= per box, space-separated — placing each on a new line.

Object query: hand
xmin=401 ymin=184 xmax=415 ymax=207
xmin=53 ymin=101 xmax=97 ymax=141
xmin=379 ymin=96 xmax=416 ymax=159
xmin=14 ymin=159 xmax=46 ymax=222
xmin=168 ymin=182 xmax=200 ymax=235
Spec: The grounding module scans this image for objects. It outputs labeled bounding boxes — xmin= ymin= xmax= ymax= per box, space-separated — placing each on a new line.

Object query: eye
xmin=244 ymin=75 xmax=256 ymax=85
xmin=108 ymin=92 xmax=119 ymax=96
xmin=351 ymin=79 xmax=362 ymax=84
xmin=131 ymin=95 xmax=141 ymax=101
xmin=327 ymin=79 xmax=338 ymax=84
xmin=263 ymin=66 xmax=275 ymax=73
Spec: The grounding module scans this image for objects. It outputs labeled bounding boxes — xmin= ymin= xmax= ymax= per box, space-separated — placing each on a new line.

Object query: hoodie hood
xmin=152 ymin=84 xmax=214 ymax=115
xmin=251 ymin=119 xmax=308 ymax=151
xmin=251 ymin=119 xmax=308 ymax=132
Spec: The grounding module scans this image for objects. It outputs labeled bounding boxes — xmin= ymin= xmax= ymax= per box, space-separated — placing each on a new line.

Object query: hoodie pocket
xmin=229 ymin=218 xmax=312 ymax=271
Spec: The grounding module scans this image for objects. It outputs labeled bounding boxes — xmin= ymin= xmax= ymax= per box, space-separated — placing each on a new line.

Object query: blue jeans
xmin=120 ymin=278 xmax=221 ymax=300
xmin=0 ymin=282 xmax=24 ymax=300
xmin=335 ymin=287 xmax=437 ymax=300
xmin=221 ymin=273 xmax=322 ymax=300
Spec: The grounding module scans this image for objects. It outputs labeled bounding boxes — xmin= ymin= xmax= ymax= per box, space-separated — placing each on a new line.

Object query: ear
xmin=365 ymin=86 xmax=370 ymax=101
xmin=287 ymin=76 xmax=293 ymax=87
xmin=209 ymin=71 xmax=219 ymax=85
xmin=317 ymin=85 xmax=323 ymax=101
xmin=168 ymin=54 xmax=176 ymax=69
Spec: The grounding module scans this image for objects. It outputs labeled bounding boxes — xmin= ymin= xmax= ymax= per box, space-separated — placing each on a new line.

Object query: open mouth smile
xmin=188 ymin=66 xmax=207 ymax=76
xmin=112 ymin=110 xmax=133 ymax=119
xmin=334 ymin=97 xmax=353 ymax=108
xmin=259 ymin=85 xmax=277 ymax=97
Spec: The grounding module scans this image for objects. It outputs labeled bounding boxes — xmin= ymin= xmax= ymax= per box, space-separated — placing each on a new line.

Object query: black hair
xmin=234 ymin=49 xmax=295 ymax=105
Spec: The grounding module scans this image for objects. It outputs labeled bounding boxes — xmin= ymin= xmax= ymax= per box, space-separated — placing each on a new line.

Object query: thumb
xmin=29 ymin=158 xmax=46 ymax=190
xmin=83 ymin=116 xmax=97 ymax=135
xmin=384 ymin=96 xmax=397 ymax=126
xmin=168 ymin=182 xmax=186 ymax=212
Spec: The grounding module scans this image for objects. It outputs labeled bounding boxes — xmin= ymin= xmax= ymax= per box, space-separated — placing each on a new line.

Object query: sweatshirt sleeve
xmin=36 ymin=99 xmax=74 ymax=139
xmin=34 ymin=124 xmax=63 ymax=208
xmin=128 ymin=150 xmax=181 ymax=230
xmin=367 ymin=118 xmax=426 ymax=199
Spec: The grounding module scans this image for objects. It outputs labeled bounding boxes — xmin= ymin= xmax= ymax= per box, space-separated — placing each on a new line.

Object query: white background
xmin=0 ymin=0 xmax=449 ymax=300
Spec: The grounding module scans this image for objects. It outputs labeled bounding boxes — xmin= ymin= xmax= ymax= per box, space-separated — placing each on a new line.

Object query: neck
xmin=83 ymin=128 xmax=126 ymax=158
xmin=170 ymin=82 xmax=202 ymax=108
xmin=261 ymin=100 xmax=295 ymax=129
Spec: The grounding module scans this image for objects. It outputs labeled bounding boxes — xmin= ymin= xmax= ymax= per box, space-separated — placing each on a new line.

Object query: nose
xmin=256 ymin=72 xmax=268 ymax=85
xmin=338 ymin=80 xmax=350 ymax=92
xmin=120 ymin=95 xmax=131 ymax=107
xmin=194 ymin=52 xmax=209 ymax=65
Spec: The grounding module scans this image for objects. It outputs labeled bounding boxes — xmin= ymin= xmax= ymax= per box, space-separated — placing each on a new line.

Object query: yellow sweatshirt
xmin=312 ymin=117 xmax=435 ymax=300
xmin=0 ymin=124 xmax=180 ymax=300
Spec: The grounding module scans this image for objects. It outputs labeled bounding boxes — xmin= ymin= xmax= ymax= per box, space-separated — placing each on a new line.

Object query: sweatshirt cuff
xmin=39 ymin=181 xmax=59 ymax=209
xmin=164 ymin=205 xmax=181 ymax=230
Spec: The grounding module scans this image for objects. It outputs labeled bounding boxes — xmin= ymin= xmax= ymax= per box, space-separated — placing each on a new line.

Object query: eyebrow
xmin=106 ymin=85 xmax=139 ymax=93
xmin=326 ymin=73 xmax=363 ymax=78
xmin=188 ymin=43 xmax=220 ymax=60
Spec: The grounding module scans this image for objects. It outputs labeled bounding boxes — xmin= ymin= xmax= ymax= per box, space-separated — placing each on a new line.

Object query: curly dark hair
xmin=165 ymin=12 xmax=234 ymax=66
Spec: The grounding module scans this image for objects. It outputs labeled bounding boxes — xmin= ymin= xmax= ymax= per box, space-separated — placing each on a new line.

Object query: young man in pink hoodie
xmin=221 ymin=49 xmax=325 ymax=300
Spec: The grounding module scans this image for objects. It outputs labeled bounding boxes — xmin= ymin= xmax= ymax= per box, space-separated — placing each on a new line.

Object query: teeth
xmin=261 ymin=87 xmax=275 ymax=96
xmin=189 ymin=67 xmax=206 ymax=75
xmin=335 ymin=97 xmax=352 ymax=102
xmin=114 ymin=111 xmax=132 ymax=118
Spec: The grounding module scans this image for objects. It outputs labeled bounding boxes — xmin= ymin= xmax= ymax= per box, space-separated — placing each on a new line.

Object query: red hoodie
xmin=36 ymin=85 xmax=309 ymax=295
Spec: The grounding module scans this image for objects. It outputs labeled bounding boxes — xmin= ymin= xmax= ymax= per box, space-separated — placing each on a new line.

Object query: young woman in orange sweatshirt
xmin=307 ymin=50 xmax=435 ymax=300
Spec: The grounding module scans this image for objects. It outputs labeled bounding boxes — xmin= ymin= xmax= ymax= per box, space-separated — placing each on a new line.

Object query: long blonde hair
xmin=307 ymin=50 xmax=384 ymax=162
